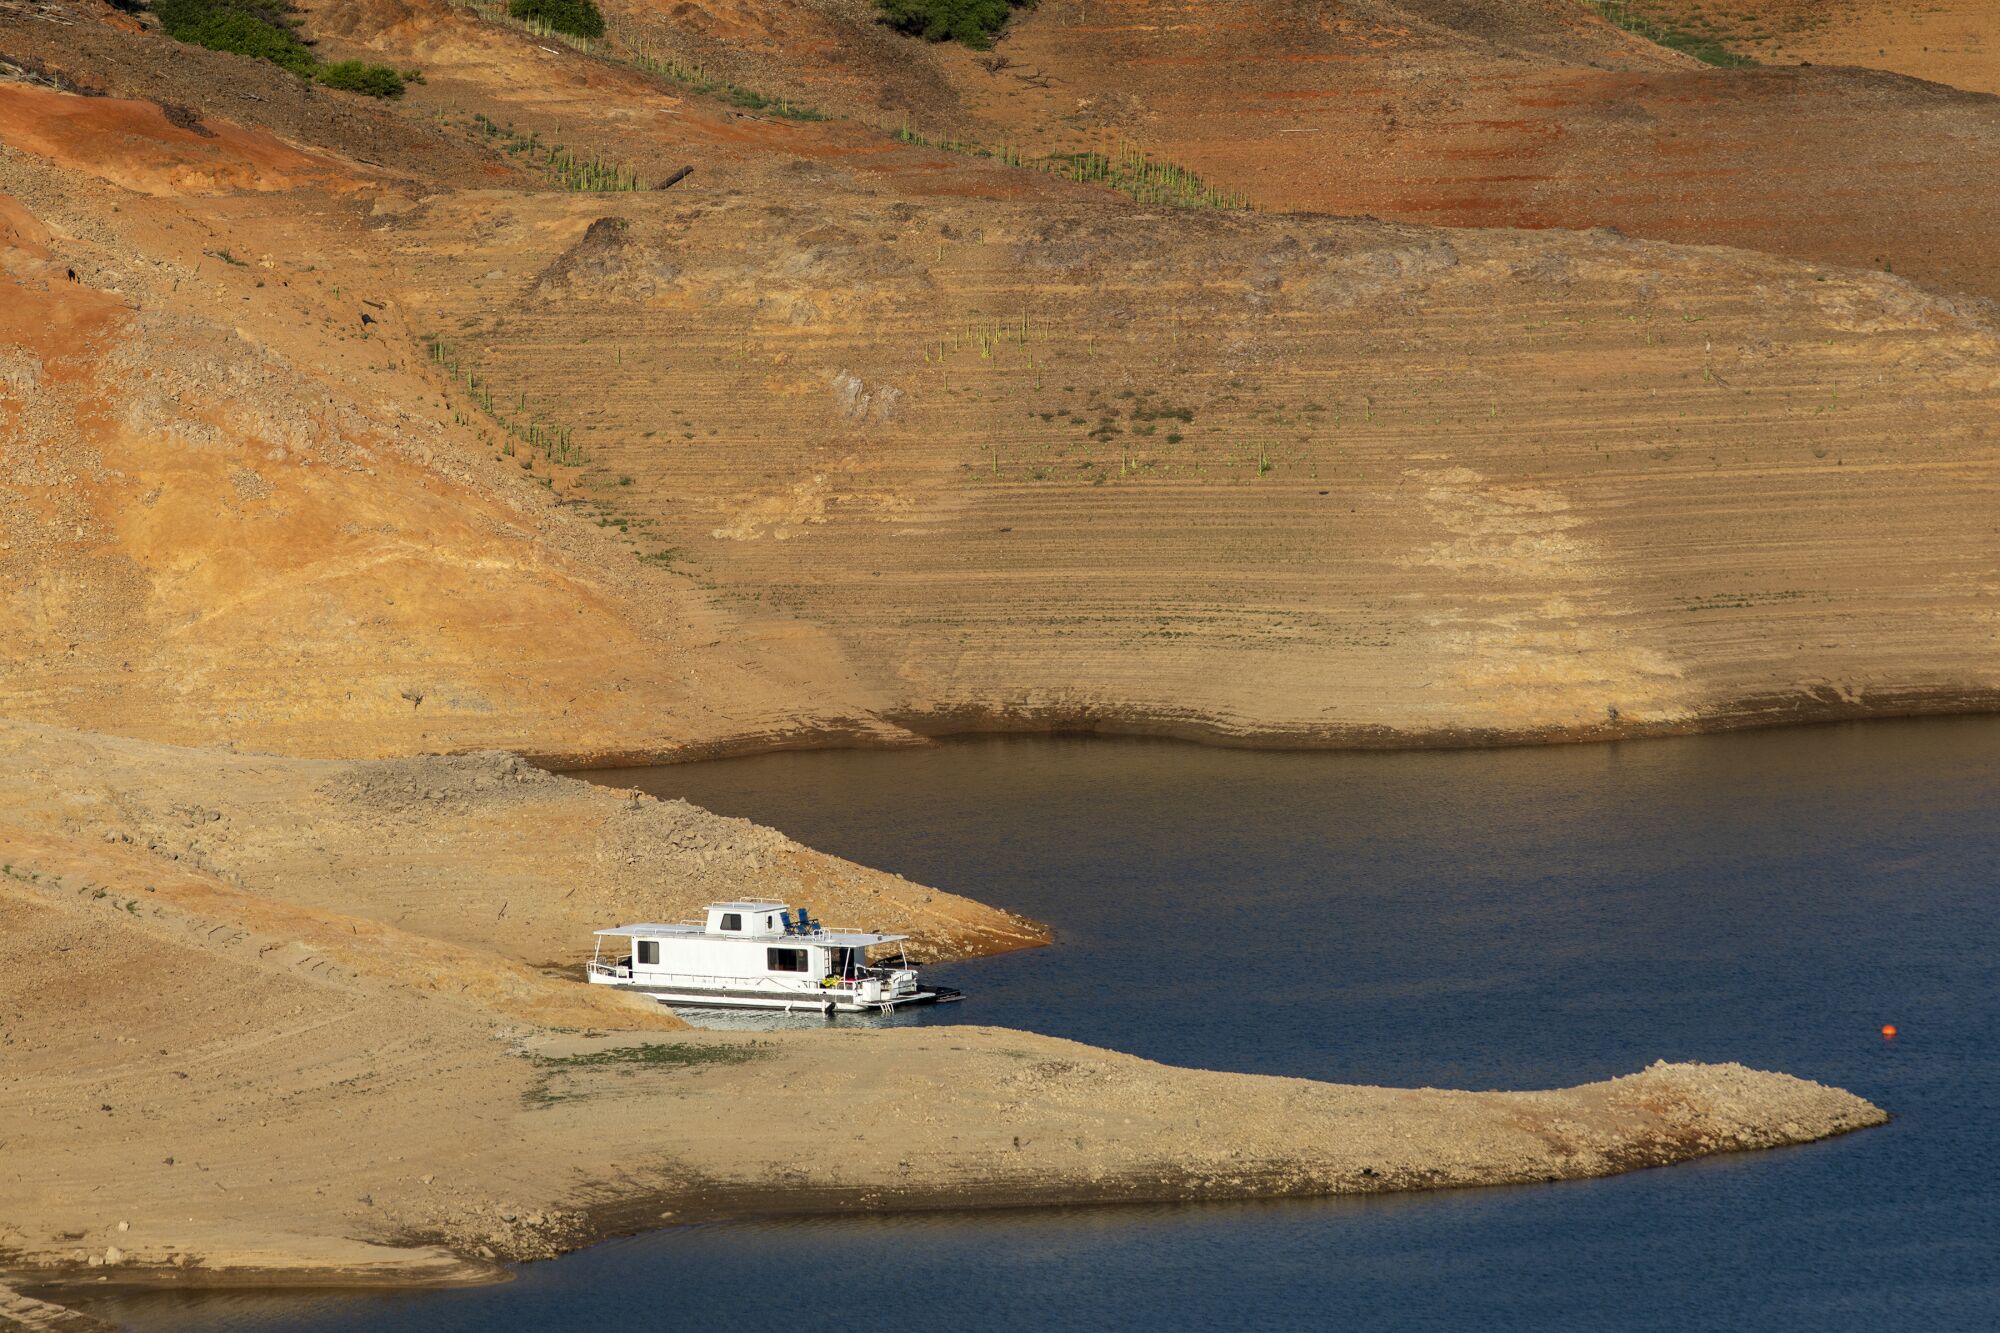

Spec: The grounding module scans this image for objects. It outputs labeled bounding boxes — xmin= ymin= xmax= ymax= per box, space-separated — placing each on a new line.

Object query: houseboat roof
xmin=593 ymin=922 xmax=908 ymax=948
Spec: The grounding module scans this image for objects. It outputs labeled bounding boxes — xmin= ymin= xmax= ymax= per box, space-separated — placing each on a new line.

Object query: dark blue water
xmin=84 ymin=719 xmax=2000 ymax=1330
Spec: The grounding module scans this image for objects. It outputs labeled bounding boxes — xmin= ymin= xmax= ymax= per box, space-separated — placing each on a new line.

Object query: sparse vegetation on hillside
xmin=465 ymin=113 xmax=647 ymax=191
xmin=151 ymin=0 xmax=409 ymax=93
xmin=152 ymin=0 xmax=313 ymax=74
xmin=1583 ymin=0 xmax=1757 ymax=67
xmin=875 ymin=0 xmax=1034 ymax=49
xmin=314 ymin=60 xmax=407 ymax=97
xmin=892 ymin=128 xmax=1248 ymax=209
xmin=628 ymin=50 xmax=828 ymax=121
xmin=529 ymin=1043 xmax=762 ymax=1070
xmin=1051 ymin=146 xmax=1248 ymax=209
xmin=507 ymin=0 xmax=605 ymax=40
xmin=426 ymin=335 xmax=586 ymax=469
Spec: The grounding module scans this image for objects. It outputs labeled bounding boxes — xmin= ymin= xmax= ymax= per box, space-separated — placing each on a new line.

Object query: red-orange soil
xmin=589 ymin=0 xmax=2000 ymax=302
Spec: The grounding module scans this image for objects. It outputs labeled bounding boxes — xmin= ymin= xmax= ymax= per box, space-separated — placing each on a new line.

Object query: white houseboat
xmin=586 ymin=900 xmax=962 ymax=1014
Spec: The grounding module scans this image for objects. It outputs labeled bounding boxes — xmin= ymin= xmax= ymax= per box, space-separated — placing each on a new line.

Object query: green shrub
xmin=874 ymin=0 xmax=1031 ymax=49
xmin=151 ymin=0 xmax=316 ymax=76
xmin=507 ymin=0 xmax=605 ymax=40
xmin=151 ymin=0 xmax=419 ymax=92
xmin=1584 ymin=0 xmax=1755 ymax=68
xmin=315 ymin=60 xmax=405 ymax=97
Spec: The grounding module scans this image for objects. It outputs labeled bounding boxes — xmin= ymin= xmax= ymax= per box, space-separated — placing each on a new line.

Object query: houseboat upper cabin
xmin=586 ymin=900 xmax=961 ymax=1014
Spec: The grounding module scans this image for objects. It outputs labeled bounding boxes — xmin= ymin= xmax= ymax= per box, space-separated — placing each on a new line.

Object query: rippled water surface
xmin=84 ymin=719 xmax=2000 ymax=1330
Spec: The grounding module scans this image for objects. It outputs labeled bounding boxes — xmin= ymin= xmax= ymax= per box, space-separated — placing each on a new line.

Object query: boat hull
xmin=602 ymin=983 xmax=963 ymax=1014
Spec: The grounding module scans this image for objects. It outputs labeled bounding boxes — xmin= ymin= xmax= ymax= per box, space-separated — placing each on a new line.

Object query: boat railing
xmin=610 ymin=968 xmax=852 ymax=994
xmin=595 ymin=963 xmax=920 ymax=995
xmin=851 ymin=965 xmax=919 ymax=994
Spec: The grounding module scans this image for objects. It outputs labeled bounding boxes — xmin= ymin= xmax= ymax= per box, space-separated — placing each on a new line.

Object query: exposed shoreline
xmin=10 ymin=1054 xmax=1889 ymax=1304
xmin=533 ymin=690 xmax=2000 ymax=772
xmin=6 ymin=85 xmax=1998 ymax=781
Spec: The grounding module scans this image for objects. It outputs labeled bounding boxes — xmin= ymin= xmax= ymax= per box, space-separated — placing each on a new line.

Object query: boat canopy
xmin=593 ymin=922 xmax=908 ymax=948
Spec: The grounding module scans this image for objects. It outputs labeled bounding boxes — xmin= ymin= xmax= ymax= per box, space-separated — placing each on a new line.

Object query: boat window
xmin=721 ymin=913 xmax=742 ymax=932
xmin=637 ymin=940 xmax=659 ymax=966
xmin=767 ymin=948 xmax=808 ymax=973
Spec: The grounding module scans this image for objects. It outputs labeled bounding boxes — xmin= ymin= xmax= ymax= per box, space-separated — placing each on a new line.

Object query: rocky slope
xmin=412 ymin=195 xmax=2000 ymax=748
xmin=0 ymin=81 xmax=911 ymax=761
xmin=591 ymin=0 xmax=2000 ymax=302
xmin=4 ymin=3 xmax=1996 ymax=759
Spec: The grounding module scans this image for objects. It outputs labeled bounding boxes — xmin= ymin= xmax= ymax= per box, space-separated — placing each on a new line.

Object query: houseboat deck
xmin=585 ymin=901 xmax=961 ymax=1014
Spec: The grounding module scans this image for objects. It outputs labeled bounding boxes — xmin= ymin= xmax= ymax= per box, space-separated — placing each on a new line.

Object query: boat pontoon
xmin=586 ymin=900 xmax=962 ymax=1014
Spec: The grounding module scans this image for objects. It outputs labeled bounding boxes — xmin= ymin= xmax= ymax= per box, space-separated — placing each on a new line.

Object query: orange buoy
xmin=1881 ymin=1024 xmax=1898 ymax=1039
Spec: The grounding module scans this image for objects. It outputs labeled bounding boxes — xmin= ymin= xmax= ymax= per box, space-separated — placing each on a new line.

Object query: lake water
xmin=81 ymin=719 xmax=1999 ymax=1330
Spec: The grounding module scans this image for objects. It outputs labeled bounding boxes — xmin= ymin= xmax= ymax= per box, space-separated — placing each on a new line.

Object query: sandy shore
xmin=4 ymin=1014 xmax=1884 ymax=1295
xmin=0 ymin=718 xmax=1048 ymax=974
